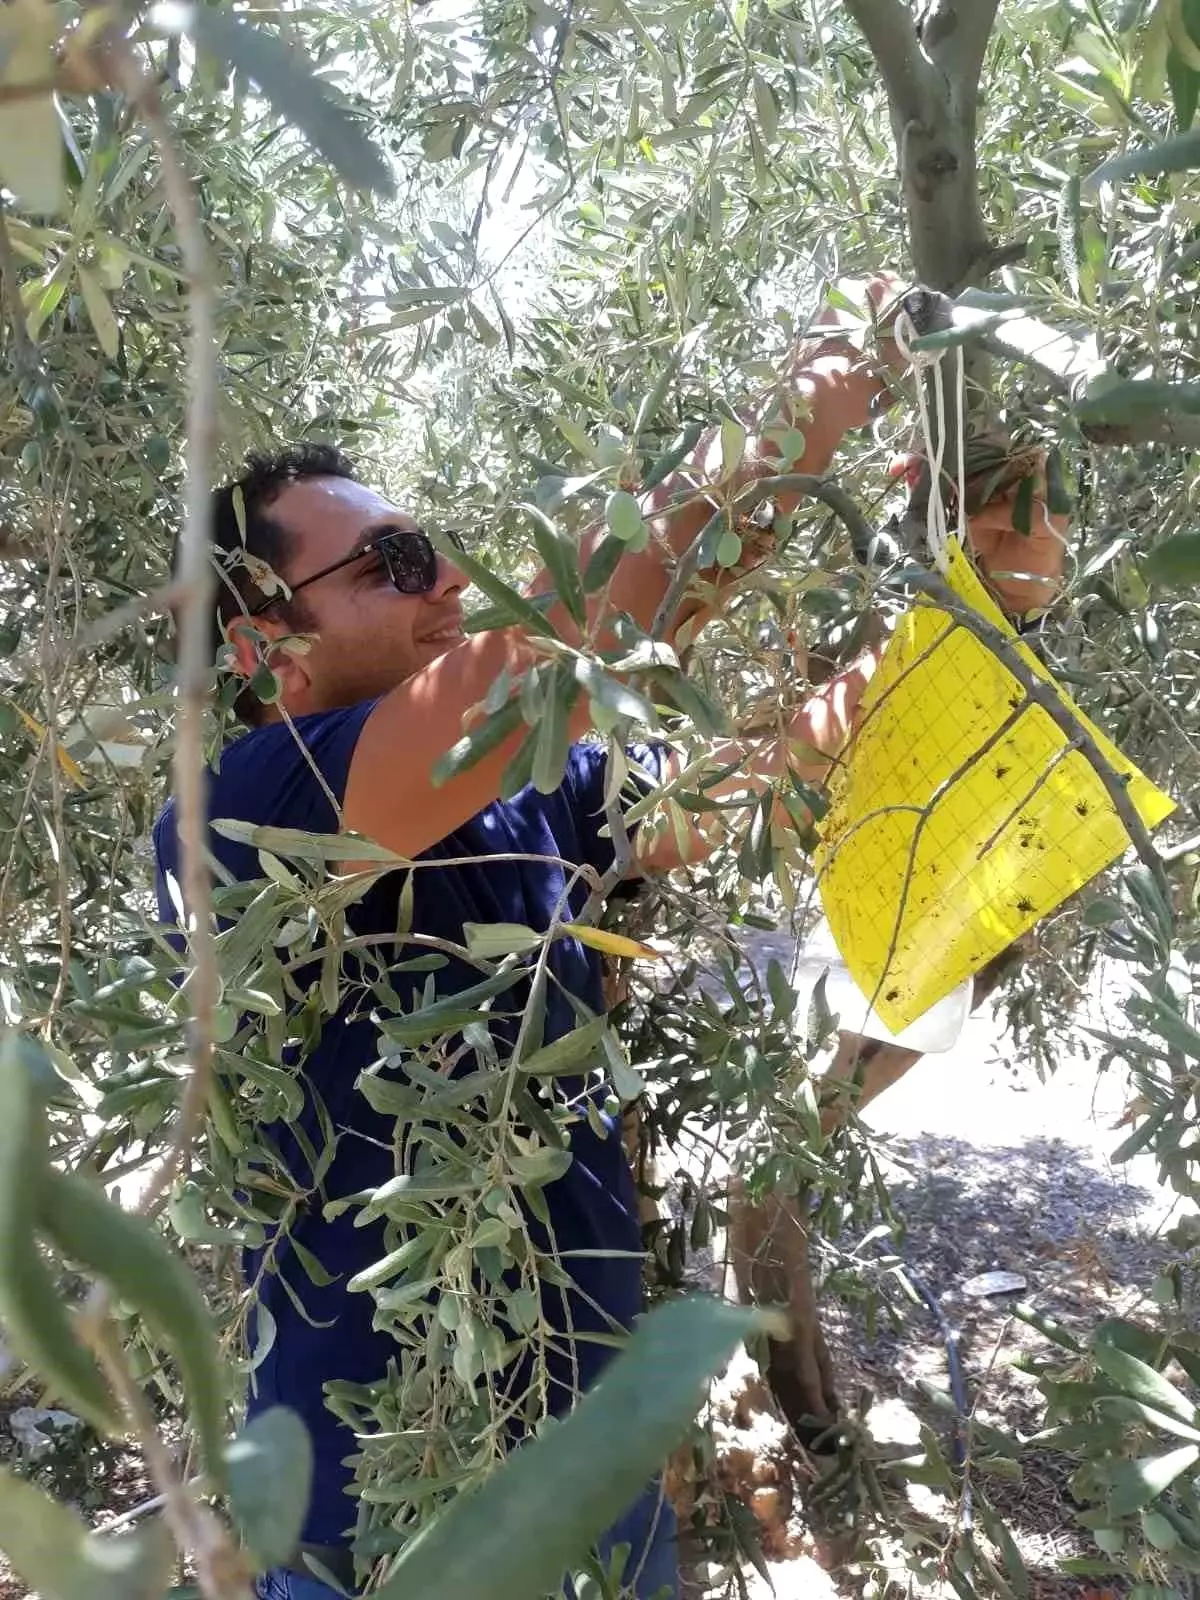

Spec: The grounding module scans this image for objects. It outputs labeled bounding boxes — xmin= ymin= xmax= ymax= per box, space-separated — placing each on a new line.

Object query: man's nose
xmin=432 ymin=552 xmax=469 ymax=598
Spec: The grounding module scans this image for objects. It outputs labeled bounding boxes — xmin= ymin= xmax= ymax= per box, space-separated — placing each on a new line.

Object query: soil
xmin=0 ymin=1389 xmax=160 ymax=1597
xmin=677 ymin=958 xmax=1179 ymax=1600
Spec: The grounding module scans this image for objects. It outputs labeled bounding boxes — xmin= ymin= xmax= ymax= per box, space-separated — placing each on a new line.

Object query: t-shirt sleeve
xmin=563 ymin=739 xmax=672 ymax=881
xmin=154 ymin=702 xmax=379 ymax=907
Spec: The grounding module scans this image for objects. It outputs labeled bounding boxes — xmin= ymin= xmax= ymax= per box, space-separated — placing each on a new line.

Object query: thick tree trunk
xmin=723 ymin=0 xmax=1015 ymax=1450
xmin=727 ymin=1029 xmax=921 ymax=1444
xmin=841 ymin=0 xmax=1000 ymax=294
xmin=729 ymin=1183 xmax=839 ymax=1444
xmin=842 ymin=0 xmax=1005 ymax=480
xmin=730 ymin=943 xmax=1022 ymax=1439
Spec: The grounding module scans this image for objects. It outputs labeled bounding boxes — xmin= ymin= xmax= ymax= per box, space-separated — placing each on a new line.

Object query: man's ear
xmin=225 ymin=613 xmax=313 ymax=702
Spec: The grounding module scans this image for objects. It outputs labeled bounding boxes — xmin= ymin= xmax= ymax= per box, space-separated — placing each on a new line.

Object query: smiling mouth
xmin=419 ymin=627 xmax=464 ymax=645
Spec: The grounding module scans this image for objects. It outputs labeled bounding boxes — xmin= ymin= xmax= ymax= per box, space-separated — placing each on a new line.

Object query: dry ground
xmin=680 ymin=963 xmax=1180 ymax=1600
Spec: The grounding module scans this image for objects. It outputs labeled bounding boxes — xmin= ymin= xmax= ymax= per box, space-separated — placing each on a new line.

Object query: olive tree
xmin=0 ymin=1 xmax=1199 ymax=1598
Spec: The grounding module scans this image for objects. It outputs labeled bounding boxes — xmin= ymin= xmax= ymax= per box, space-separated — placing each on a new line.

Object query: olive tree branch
xmin=0 ymin=580 xmax=186 ymax=687
xmin=61 ymin=35 xmax=235 ymax=1595
xmin=922 ymin=0 xmax=1002 ymax=102
xmin=840 ymin=0 xmax=934 ymax=126
xmin=109 ymin=41 xmax=219 ymax=1216
xmin=651 ymin=472 xmax=880 ymax=640
xmin=0 ymin=203 xmax=36 ymax=372
xmin=86 ymin=1318 xmax=248 ymax=1600
xmin=571 ymin=788 xmax=636 ymax=929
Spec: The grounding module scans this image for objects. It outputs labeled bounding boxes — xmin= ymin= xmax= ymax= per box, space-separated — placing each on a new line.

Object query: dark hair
xmin=205 ymin=444 xmax=357 ymax=724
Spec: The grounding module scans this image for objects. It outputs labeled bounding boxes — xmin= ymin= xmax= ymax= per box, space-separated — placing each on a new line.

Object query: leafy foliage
xmin=1 ymin=0 xmax=1200 ymax=1598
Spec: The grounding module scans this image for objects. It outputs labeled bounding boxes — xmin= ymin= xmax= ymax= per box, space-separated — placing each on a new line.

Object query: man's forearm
xmin=594 ymin=368 xmax=853 ymax=641
xmin=524 ymin=352 xmax=874 ymax=651
xmin=710 ymin=645 xmax=881 ymax=798
xmin=634 ymin=646 xmax=882 ymax=872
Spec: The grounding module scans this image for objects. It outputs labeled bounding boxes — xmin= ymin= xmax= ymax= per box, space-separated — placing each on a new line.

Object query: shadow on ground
xmin=822 ymin=1130 xmax=1173 ymax=1598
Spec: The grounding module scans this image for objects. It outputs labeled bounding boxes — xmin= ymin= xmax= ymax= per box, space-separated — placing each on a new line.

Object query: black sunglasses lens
xmin=379 ymin=530 xmax=438 ymax=594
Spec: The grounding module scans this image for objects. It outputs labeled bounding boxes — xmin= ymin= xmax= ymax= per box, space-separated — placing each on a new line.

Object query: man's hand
xmin=963 ymin=452 xmax=1068 ymax=617
xmin=676 ymin=271 xmax=911 ymax=611
xmin=790 ymin=273 xmax=908 ymax=437
xmin=636 ymin=278 xmax=910 ymax=643
xmin=889 ymin=447 xmax=1069 ymax=618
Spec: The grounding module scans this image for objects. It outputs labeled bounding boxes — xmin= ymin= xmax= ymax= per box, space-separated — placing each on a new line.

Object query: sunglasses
xmin=249 ymin=526 xmax=464 ymax=617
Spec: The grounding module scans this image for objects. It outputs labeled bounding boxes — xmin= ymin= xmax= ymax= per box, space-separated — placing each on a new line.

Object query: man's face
xmin=256 ymin=475 xmax=470 ymax=715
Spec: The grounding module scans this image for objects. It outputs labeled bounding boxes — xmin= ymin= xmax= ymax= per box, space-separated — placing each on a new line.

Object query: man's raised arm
xmin=342 ymin=318 xmax=890 ymax=861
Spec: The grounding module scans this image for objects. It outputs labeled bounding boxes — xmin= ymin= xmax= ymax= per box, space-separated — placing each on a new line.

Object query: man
xmin=153 ymin=300 xmax=1061 ymax=1599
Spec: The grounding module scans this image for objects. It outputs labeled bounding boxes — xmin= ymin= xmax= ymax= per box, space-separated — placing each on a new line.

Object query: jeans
xmin=255 ymin=1573 xmax=335 ymax=1600
xmin=254 ymin=1481 xmax=678 ymax=1600
xmin=587 ymin=1480 xmax=678 ymax=1599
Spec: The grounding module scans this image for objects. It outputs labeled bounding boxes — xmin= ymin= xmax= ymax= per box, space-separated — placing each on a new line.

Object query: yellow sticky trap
xmin=815 ymin=544 xmax=1174 ymax=1032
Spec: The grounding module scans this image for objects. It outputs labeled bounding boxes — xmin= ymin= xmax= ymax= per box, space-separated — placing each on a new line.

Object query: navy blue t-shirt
xmin=153 ymin=706 xmax=663 ymax=1547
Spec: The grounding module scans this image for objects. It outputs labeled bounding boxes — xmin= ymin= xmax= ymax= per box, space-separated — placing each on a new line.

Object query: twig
xmin=651 ymin=472 xmax=880 ymax=639
xmin=1079 ymin=412 xmax=1200 ymax=448
xmin=277 ymin=701 xmax=343 ymax=820
xmin=59 ymin=42 xmax=233 ymax=1595
xmin=1160 ymin=831 xmax=1200 ymax=864
xmin=903 ymin=568 xmax=1172 ymax=895
xmin=109 ymin=42 xmax=219 ymax=1215
xmin=472 ymin=189 xmax=564 ymax=294
xmin=86 ymin=1319 xmax=247 ymax=1599
xmin=93 ymin=1470 xmax=210 ymax=1533
xmin=0 ymin=203 xmax=36 ymax=372
xmin=545 ymin=0 xmax=576 ymax=188
xmin=805 ymin=0 xmax=871 ymax=242
xmin=1 ymin=580 xmax=185 ymax=687
xmin=94 ymin=1488 xmax=170 ymax=1532
xmin=577 ymin=787 xmax=636 ymax=927
xmin=37 ymin=506 xmax=74 ymax=1031
xmin=973 ymin=237 xmax=1029 ymax=276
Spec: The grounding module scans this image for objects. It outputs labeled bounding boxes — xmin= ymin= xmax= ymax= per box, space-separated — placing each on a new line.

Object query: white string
xmin=894 ymin=308 xmax=1073 ymax=610
xmin=929 ymin=357 xmax=949 ymax=570
xmin=955 ymin=344 xmax=968 ymax=551
xmin=894 ymin=308 xmax=954 ymax=575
